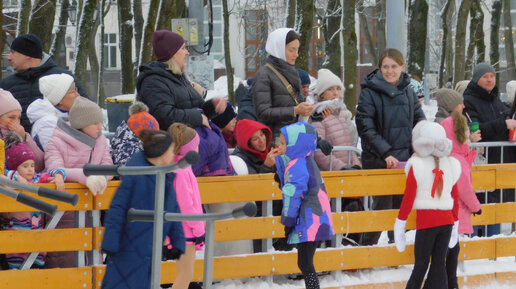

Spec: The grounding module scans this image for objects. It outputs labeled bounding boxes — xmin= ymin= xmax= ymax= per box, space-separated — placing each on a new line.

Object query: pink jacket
xmin=0 ymin=125 xmax=45 ymax=172
xmin=173 ymin=154 xmax=205 ymax=241
xmin=312 ymin=109 xmax=361 ymax=171
xmin=441 ymin=117 xmax=481 ymax=234
xmin=44 ymin=120 xmax=113 ymax=185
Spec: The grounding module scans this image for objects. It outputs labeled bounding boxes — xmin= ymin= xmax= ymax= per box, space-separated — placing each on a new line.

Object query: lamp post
xmin=68 ymin=0 xmax=77 ymax=26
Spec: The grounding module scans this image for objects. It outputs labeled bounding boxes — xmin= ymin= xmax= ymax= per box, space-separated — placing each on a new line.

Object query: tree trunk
xmin=375 ymin=0 xmax=386 ymax=58
xmin=322 ymin=0 xmax=341 ymax=76
xmin=359 ymin=10 xmax=377 ymax=66
xmin=139 ymin=0 xmax=160 ymax=66
xmin=133 ymin=0 xmax=144 ymax=73
xmin=490 ymin=0 xmax=502 ymax=84
xmin=295 ymin=0 xmax=315 ymax=71
xmin=286 ymin=0 xmax=296 ymax=28
xmin=17 ymin=0 xmax=32 ymax=36
xmin=465 ymin=0 xmax=485 ymax=79
xmin=50 ymin=0 xmax=69 ymax=62
xmin=504 ymin=0 xmax=516 ymax=80
xmin=343 ymin=0 xmax=357 ymax=116
xmin=29 ymin=0 xmax=57 ymax=52
xmin=439 ymin=0 xmax=455 ymax=87
xmin=407 ymin=0 xmax=428 ymax=79
xmin=156 ymin=0 xmax=173 ymax=30
xmin=454 ymin=0 xmax=472 ymax=83
xmin=73 ymin=0 xmax=99 ymax=91
xmin=118 ymin=0 xmax=135 ymax=94
xmin=222 ymin=0 xmax=234 ymax=105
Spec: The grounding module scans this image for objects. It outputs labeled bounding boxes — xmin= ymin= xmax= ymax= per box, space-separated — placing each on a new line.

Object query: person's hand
xmin=317 ymin=138 xmax=333 ymax=156
xmin=284 ymin=225 xmax=294 ymax=238
xmin=385 ymin=155 xmax=399 ymax=169
xmin=16 ymin=175 xmax=30 ymax=185
xmin=321 ymin=107 xmax=334 ymax=119
xmin=506 ymin=119 xmax=516 ymax=130
xmin=470 ymin=130 xmax=482 ymax=143
xmin=264 ymin=147 xmax=281 ymax=168
xmin=191 ymin=81 xmax=205 ymax=97
xmin=212 ymin=97 xmax=227 ymax=114
xmin=163 ymin=247 xmax=183 ymax=260
xmin=201 ymin=114 xmax=211 ymax=129
xmin=86 ymin=176 xmax=107 ymax=196
xmin=473 ymin=209 xmax=482 ymax=216
xmin=294 ymin=102 xmax=314 ymax=117
xmin=7 ymin=121 xmax=26 ymax=141
xmin=394 ymin=218 xmax=407 ymax=252
xmin=51 ymin=173 xmax=65 ymax=192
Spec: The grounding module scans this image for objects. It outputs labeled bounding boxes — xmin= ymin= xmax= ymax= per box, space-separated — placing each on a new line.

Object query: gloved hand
xmin=449 ymin=221 xmax=459 ymax=248
xmin=86 ymin=176 xmax=107 ymax=196
xmin=102 ymin=249 xmax=116 ymax=258
xmin=163 ymin=246 xmax=183 ymax=260
xmin=394 ymin=218 xmax=407 ymax=252
xmin=317 ymin=137 xmax=333 ymax=156
xmin=473 ymin=209 xmax=482 ymax=216
xmin=284 ymin=225 xmax=294 ymax=238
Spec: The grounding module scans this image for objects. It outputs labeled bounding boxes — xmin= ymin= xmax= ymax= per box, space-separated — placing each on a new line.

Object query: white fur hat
xmin=315 ymin=68 xmax=344 ymax=98
xmin=39 ymin=73 xmax=74 ymax=106
xmin=412 ymin=120 xmax=452 ymax=158
xmin=506 ymin=80 xmax=516 ymax=104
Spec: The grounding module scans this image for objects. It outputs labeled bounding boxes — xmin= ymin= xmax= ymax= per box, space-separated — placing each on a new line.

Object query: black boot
xmin=304 ymin=272 xmax=320 ymax=289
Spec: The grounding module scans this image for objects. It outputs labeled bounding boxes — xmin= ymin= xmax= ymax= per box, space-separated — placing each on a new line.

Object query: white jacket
xmin=27 ymin=98 xmax=68 ymax=151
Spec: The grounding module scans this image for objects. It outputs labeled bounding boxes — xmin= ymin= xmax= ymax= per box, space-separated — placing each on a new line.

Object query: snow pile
xmin=206 ymin=76 xmax=244 ymax=100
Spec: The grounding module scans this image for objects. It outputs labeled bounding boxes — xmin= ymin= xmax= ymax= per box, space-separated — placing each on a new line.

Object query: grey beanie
xmin=471 ymin=63 xmax=495 ymax=84
xmin=435 ymin=88 xmax=463 ymax=114
xmin=69 ymin=97 xmax=103 ymax=129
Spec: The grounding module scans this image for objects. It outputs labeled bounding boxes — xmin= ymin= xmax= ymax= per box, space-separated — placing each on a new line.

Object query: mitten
xmin=163 ymin=246 xmax=183 ymax=260
xmin=449 ymin=221 xmax=459 ymax=248
xmin=284 ymin=225 xmax=294 ymax=238
xmin=86 ymin=176 xmax=108 ymax=196
xmin=316 ymin=137 xmax=333 ymax=156
xmin=394 ymin=218 xmax=407 ymax=252
xmin=473 ymin=209 xmax=482 ymax=216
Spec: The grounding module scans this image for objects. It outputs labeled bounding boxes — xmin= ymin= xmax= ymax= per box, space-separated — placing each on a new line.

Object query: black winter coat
xmin=0 ymin=55 xmax=88 ymax=132
xmin=463 ymin=82 xmax=515 ymax=164
xmin=231 ymin=146 xmax=274 ymax=174
xmin=355 ymin=70 xmax=426 ymax=169
xmin=136 ymin=62 xmax=205 ymax=129
xmin=253 ymin=56 xmax=303 ymax=142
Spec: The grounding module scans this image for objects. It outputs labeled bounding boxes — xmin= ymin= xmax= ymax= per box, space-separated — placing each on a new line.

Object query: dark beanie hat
xmin=297 ymin=69 xmax=310 ymax=85
xmin=152 ymin=30 xmax=185 ymax=62
xmin=212 ymin=102 xmax=237 ymax=129
xmin=10 ymin=34 xmax=43 ymax=59
xmin=471 ymin=63 xmax=496 ymax=84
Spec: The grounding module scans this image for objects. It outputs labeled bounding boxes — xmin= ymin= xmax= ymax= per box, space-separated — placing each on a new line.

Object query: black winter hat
xmin=212 ymin=102 xmax=236 ymax=129
xmin=10 ymin=34 xmax=43 ymax=59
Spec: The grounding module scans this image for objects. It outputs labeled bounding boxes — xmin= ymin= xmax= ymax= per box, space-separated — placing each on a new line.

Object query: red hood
xmin=234 ymin=119 xmax=272 ymax=161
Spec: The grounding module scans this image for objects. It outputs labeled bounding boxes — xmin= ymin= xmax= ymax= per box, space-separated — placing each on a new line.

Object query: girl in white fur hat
xmin=394 ymin=120 xmax=461 ymax=289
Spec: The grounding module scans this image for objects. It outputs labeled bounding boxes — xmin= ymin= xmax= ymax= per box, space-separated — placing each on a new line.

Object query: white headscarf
xmin=265 ymin=28 xmax=294 ymax=62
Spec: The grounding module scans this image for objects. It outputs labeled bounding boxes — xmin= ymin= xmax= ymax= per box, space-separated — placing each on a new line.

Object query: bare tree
xmin=29 ymin=0 xmax=57 ymax=51
xmin=118 ymin=0 xmax=135 ymax=94
xmin=133 ymin=0 xmax=144 ymax=73
xmin=490 ymin=0 xmax=502 ymax=84
xmin=322 ymin=0 xmax=341 ymax=76
xmin=465 ymin=0 xmax=485 ymax=79
xmin=138 ymin=0 xmax=160 ymax=66
xmin=222 ymin=0 xmax=235 ymax=104
xmin=358 ymin=3 xmax=377 ymax=67
xmin=375 ymin=0 xmax=386 ymax=57
xmin=286 ymin=0 xmax=296 ymax=27
xmin=295 ymin=0 xmax=315 ymax=71
xmin=50 ymin=0 xmax=70 ymax=61
xmin=454 ymin=0 xmax=472 ymax=83
xmin=343 ymin=0 xmax=357 ymax=115
xmin=407 ymin=0 xmax=428 ymax=79
xmin=504 ymin=0 xmax=516 ymax=80
xmin=17 ymin=0 xmax=32 ymax=35
xmin=439 ymin=0 xmax=455 ymax=87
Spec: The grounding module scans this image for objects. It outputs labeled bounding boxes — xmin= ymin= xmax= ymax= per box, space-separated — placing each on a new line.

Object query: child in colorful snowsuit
xmin=394 ymin=120 xmax=461 ymax=289
xmin=276 ymin=122 xmax=334 ymax=289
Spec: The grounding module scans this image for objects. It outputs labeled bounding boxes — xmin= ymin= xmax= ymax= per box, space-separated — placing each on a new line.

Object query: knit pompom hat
xmin=412 ymin=121 xmax=452 ymax=158
xmin=434 ymin=88 xmax=463 ymax=114
xmin=152 ymin=30 xmax=185 ymax=62
xmin=69 ymin=97 xmax=104 ymax=129
xmin=4 ymin=131 xmax=36 ymax=170
xmin=0 ymin=88 xmax=21 ymax=116
xmin=127 ymin=101 xmax=159 ymax=136
xmin=39 ymin=73 xmax=75 ymax=106
xmin=315 ymin=68 xmax=343 ymax=99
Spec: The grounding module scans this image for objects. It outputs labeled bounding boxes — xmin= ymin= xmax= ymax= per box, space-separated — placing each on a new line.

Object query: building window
xmin=244 ymin=9 xmax=267 ymax=78
xmin=103 ymin=33 xmax=117 ymax=69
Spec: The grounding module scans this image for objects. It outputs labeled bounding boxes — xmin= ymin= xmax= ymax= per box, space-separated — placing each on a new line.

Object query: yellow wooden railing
xmin=0 ymin=164 xmax=515 ymax=288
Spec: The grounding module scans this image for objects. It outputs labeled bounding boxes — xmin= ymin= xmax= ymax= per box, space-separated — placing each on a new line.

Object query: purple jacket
xmin=193 ymin=121 xmax=235 ymax=176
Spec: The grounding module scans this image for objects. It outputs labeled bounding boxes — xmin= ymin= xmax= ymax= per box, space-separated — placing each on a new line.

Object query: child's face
xmin=17 ymin=159 xmax=35 ymax=181
xmin=321 ymin=86 xmax=342 ymax=101
xmin=223 ymin=118 xmax=237 ymax=132
xmin=278 ymin=134 xmax=287 ymax=155
xmin=0 ymin=110 xmax=21 ymax=127
xmin=81 ymin=123 xmax=102 ymax=138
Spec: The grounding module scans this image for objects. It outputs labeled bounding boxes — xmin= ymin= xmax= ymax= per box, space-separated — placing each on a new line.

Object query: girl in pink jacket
xmin=167 ymin=123 xmax=205 ymax=289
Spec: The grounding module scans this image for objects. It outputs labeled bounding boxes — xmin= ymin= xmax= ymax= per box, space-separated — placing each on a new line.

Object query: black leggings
xmin=406 ymin=225 xmax=452 ymax=289
xmin=446 ymin=242 xmax=460 ymax=289
xmin=297 ymin=241 xmax=320 ymax=289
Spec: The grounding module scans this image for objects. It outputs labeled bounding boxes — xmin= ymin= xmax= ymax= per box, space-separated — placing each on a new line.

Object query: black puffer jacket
xmin=253 ymin=56 xmax=303 ymax=142
xmin=0 ymin=54 xmax=88 ymax=132
xmin=136 ymin=62 xmax=205 ymax=129
xmin=355 ymin=70 xmax=426 ymax=169
xmin=463 ymin=82 xmax=515 ymax=164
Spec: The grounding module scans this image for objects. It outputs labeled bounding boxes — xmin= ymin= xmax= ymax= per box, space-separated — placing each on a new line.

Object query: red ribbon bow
xmin=431 ymin=168 xmax=444 ymax=198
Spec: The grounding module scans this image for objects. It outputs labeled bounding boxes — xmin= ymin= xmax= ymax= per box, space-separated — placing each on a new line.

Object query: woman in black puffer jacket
xmin=355 ymin=48 xmax=426 ymax=245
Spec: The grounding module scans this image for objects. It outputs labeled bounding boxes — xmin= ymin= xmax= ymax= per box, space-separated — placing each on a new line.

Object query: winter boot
xmin=303 ymin=272 xmax=320 ymax=289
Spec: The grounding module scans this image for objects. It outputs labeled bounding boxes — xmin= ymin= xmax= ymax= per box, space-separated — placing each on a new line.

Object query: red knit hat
xmin=4 ymin=132 xmax=36 ymax=170
xmin=152 ymin=30 xmax=185 ymax=62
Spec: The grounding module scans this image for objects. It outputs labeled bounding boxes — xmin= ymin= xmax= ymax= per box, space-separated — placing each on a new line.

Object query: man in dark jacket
xmin=0 ymin=34 xmax=88 ymax=132
xmin=463 ymin=63 xmax=516 ymax=212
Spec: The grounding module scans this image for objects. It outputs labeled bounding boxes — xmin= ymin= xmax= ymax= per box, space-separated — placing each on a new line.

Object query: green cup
xmin=468 ymin=121 xmax=479 ymax=133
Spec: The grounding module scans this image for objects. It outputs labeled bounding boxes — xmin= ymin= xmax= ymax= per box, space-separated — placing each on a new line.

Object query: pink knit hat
xmin=152 ymin=30 xmax=185 ymax=62
xmin=0 ymin=89 xmax=22 ymax=116
xmin=179 ymin=132 xmax=200 ymax=156
xmin=4 ymin=132 xmax=36 ymax=170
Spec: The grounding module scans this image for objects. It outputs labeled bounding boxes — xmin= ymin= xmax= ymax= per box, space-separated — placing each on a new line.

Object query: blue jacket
xmin=275 ymin=122 xmax=334 ymax=244
xmin=101 ymin=151 xmax=185 ymax=289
